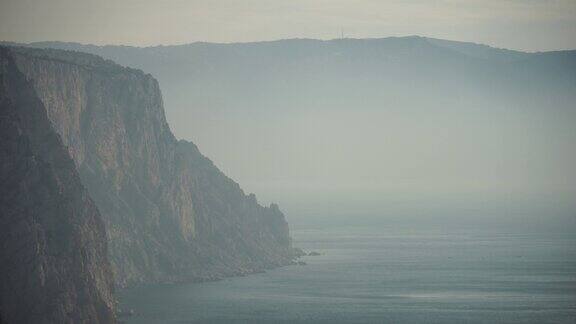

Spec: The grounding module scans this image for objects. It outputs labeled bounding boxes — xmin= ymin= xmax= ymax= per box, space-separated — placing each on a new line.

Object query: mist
xmin=2 ymin=2 xmax=576 ymax=323
xmin=31 ymin=38 xmax=576 ymax=231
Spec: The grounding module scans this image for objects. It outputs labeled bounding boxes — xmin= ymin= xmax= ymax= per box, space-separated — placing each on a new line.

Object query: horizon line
xmin=3 ymin=36 xmax=576 ymax=54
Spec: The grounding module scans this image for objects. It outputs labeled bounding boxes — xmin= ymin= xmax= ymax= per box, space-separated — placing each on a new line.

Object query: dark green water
xmin=117 ymin=226 xmax=576 ymax=323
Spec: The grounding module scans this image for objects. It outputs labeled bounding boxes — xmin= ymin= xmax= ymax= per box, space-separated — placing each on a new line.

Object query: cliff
xmin=7 ymin=46 xmax=295 ymax=288
xmin=0 ymin=48 xmax=115 ymax=323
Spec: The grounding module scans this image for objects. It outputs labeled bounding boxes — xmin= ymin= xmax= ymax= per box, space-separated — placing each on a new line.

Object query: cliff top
xmin=2 ymin=45 xmax=150 ymax=77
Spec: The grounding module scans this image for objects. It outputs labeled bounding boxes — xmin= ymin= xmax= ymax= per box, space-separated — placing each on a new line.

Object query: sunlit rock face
xmin=8 ymin=46 xmax=294 ymax=288
xmin=0 ymin=47 xmax=115 ymax=324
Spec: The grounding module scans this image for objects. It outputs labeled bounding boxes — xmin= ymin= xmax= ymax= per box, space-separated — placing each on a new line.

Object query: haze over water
xmin=118 ymin=216 xmax=576 ymax=324
xmin=2 ymin=1 xmax=575 ymax=324
xmin=98 ymin=35 xmax=576 ymax=324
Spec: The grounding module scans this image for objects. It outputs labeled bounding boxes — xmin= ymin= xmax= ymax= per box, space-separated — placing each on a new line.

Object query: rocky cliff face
xmin=8 ymin=46 xmax=294 ymax=288
xmin=0 ymin=48 xmax=115 ymax=323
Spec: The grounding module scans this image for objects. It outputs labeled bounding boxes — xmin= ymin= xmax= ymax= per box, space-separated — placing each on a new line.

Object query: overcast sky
xmin=1 ymin=0 xmax=575 ymax=51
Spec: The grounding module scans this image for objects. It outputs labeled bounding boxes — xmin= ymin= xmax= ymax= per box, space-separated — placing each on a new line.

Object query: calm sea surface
xmin=117 ymin=225 xmax=576 ymax=323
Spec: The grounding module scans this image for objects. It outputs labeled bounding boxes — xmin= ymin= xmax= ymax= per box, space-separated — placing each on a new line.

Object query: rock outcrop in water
xmin=0 ymin=48 xmax=115 ymax=323
xmin=5 ymin=46 xmax=295 ymax=289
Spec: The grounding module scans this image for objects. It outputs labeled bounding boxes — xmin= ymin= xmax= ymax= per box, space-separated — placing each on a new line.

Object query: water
xmin=117 ymin=225 xmax=576 ymax=323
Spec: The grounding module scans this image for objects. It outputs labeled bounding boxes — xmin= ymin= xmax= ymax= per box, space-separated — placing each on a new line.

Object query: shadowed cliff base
xmin=0 ymin=47 xmax=115 ymax=324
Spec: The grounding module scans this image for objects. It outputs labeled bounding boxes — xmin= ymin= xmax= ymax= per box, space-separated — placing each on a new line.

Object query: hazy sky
xmin=1 ymin=0 xmax=575 ymax=51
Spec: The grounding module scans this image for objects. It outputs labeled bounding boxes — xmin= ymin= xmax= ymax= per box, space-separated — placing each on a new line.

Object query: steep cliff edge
xmin=8 ymin=46 xmax=295 ymax=288
xmin=0 ymin=48 xmax=115 ymax=323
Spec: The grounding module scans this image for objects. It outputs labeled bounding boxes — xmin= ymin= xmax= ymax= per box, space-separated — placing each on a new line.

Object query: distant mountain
xmin=12 ymin=37 xmax=575 ymax=130
xmin=10 ymin=37 xmax=576 ymax=225
xmin=3 ymin=37 xmax=573 ymax=323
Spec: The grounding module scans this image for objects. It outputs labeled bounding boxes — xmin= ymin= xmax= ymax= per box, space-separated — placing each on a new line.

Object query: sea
xmin=117 ymin=222 xmax=576 ymax=323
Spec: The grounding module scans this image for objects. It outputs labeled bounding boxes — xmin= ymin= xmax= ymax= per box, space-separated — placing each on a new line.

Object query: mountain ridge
xmin=16 ymin=36 xmax=573 ymax=212
xmin=5 ymin=35 xmax=574 ymax=53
